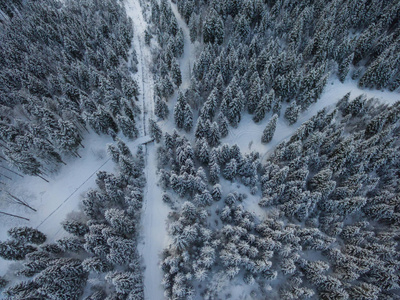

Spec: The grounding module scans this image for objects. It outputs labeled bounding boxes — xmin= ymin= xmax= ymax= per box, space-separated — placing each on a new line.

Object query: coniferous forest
xmin=0 ymin=0 xmax=399 ymax=299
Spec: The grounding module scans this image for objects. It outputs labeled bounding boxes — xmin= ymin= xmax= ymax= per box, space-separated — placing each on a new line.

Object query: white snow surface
xmin=125 ymin=0 xmax=171 ymax=299
xmin=0 ymin=132 xmax=114 ymax=276
xmin=0 ymin=131 xmax=152 ymax=276
xmin=170 ymin=2 xmax=196 ymax=91
xmin=0 ymin=0 xmax=398 ymax=298
xmin=223 ymin=77 xmax=400 ymax=160
xmin=155 ymin=0 xmax=198 ymax=136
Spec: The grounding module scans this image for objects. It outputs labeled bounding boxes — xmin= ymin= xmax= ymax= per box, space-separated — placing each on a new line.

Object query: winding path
xmin=169 ymin=1 xmax=195 ymax=91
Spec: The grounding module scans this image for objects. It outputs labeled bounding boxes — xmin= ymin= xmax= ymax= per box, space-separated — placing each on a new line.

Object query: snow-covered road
xmin=125 ymin=0 xmax=170 ymax=299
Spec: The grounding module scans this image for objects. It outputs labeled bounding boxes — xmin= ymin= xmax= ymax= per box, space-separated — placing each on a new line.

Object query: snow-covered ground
xmin=0 ymin=0 xmax=172 ymax=296
xmin=167 ymin=1 xmax=399 ymax=165
xmin=156 ymin=0 xmax=198 ymax=136
xmin=0 ymin=132 xmax=114 ymax=276
xmin=1 ymin=0 xmax=397 ymax=297
xmin=140 ymin=2 xmax=400 ymax=298
xmin=124 ymin=1 xmax=202 ymax=298
xmin=223 ymin=77 xmax=400 ymax=160
xmin=0 ymin=132 xmax=153 ymax=277
xmin=169 ymin=2 xmax=196 ymax=91
xmin=125 ymin=0 xmax=171 ymax=299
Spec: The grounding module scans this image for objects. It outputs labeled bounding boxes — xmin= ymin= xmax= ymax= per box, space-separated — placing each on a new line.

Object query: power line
xmin=36 ymin=157 xmax=111 ymax=230
xmin=40 ymin=137 xmax=152 ymax=238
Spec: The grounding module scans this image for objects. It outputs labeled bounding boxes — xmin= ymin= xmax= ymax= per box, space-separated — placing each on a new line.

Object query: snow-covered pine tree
xmin=223 ymin=158 xmax=237 ymax=180
xmin=149 ymin=118 xmax=162 ymax=143
xmin=57 ymin=237 xmax=84 ymax=252
xmin=247 ymin=72 xmax=262 ymax=114
xmin=7 ymin=227 xmax=46 ymax=245
xmin=174 ymin=92 xmax=193 ymax=131
xmin=195 ymin=116 xmax=207 ymax=140
xmin=174 ymin=92 xmax=186 ymax=129
xmin=61 ymin=220 xmax=89 ymax=239
xmin=171 ymin=58 xmax=182 ymax=87
xmin=117 ymin=115 xmax=138 ymax=140
xmin=253 ymin=89 xmax=274 ymax=123
xmin=261 ymin=114 xmax=278 ymax=144
xmin=0 ymin=240 xmax=36 ymax=260
xmin=155 ymin=96 xmax=169 ymax=119
xmin=189 ymin=14 xmax=198 ymax=43
xmin=338 ymin=53 xmax=354 ymax=82
xmin=183 ymin=104 xmax=193 ymax=132
xmin=284 ymin=101 xmax=301 ymax=125
xmin=217 ymin=112 xmax=229 ymax=138
xmin=106 ymin=271 xmax=143 ymax=296
xmin=196 ymin=138 xmax=210 ymax=164
xmin=203 ymin=9 xmax=224 ymax=45
xmin=82 ymin=257 xmax=113 ymax=273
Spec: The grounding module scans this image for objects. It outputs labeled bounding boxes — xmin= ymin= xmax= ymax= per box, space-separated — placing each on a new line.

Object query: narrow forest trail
xmin=125 ymin=0 xmax=170 ymax=299
xmin=154 ymin=0 xmax=198 ymax=146
xmin=169 ymin=2 xmax=195 ymax=91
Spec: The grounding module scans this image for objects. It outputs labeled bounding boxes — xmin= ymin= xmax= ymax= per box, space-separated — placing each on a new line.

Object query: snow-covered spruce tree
xmin=217 ymin=112 xmax=229 ymax=138
xmin=82 ymin=257 xmax=114 ymax=273
xmin=261 ymin=114 xmax=278 ymax=144
xmin=195 ymin=116 xmax=207 ymax=140
xmin=183 ymin=104 xmax=194 ymax=132
xmin=203 ymin=8 xmax=224 ymax=45
xmin=7 ymin=227 xmax=46 ymax=245
xmin=117 ymin=115 xmax=139 ymax=140
xmin=0 ymin=0 xmax=139 ymax=174
xmin=284 ymin=101 xmax=301 ymax=125
xmin=0 ymin=240 xmax=37 ymax=261
xmin=208 ymin=122 xmax=221 ymax=147
xmin=338 ymin=53 xmax=354 ymax=82
xmin=174 ymin=92 xmax=193 ymax=131
xmin=3 ymin=258 xmax=88 ymax=299
xmin=149 ymin=118 xmax=162 ymax=143
xmin=155 ymin=96 xmax=169 ymax=119
xmin=189 ymin=13 xmax=199 ymax=43
xmin=195 ymin=138 xmax=210 ymax=164
xmin=57 ymin=237 xmax=84 ymax=253
xmin=62 ymin=220 xmax=89 ymax=236
xmin=105 ymin=208 xmax=136 ymax=235
xmin=201 ymin=91 xmax=218 ymax=120
xmin=106 ymin=271 xmax=144 ymax=298
xmin=223 ymin=158 xmax=237 ymax=180
xmin=171 ymin=58 xmax=182 ymax=87
xmin=247 ymin=72 xmax=262 ymax=114
xmin=209 ymin=150 xmax=221 ymax=184
xmin=253 ymin=89 xmax=275 ymax=123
